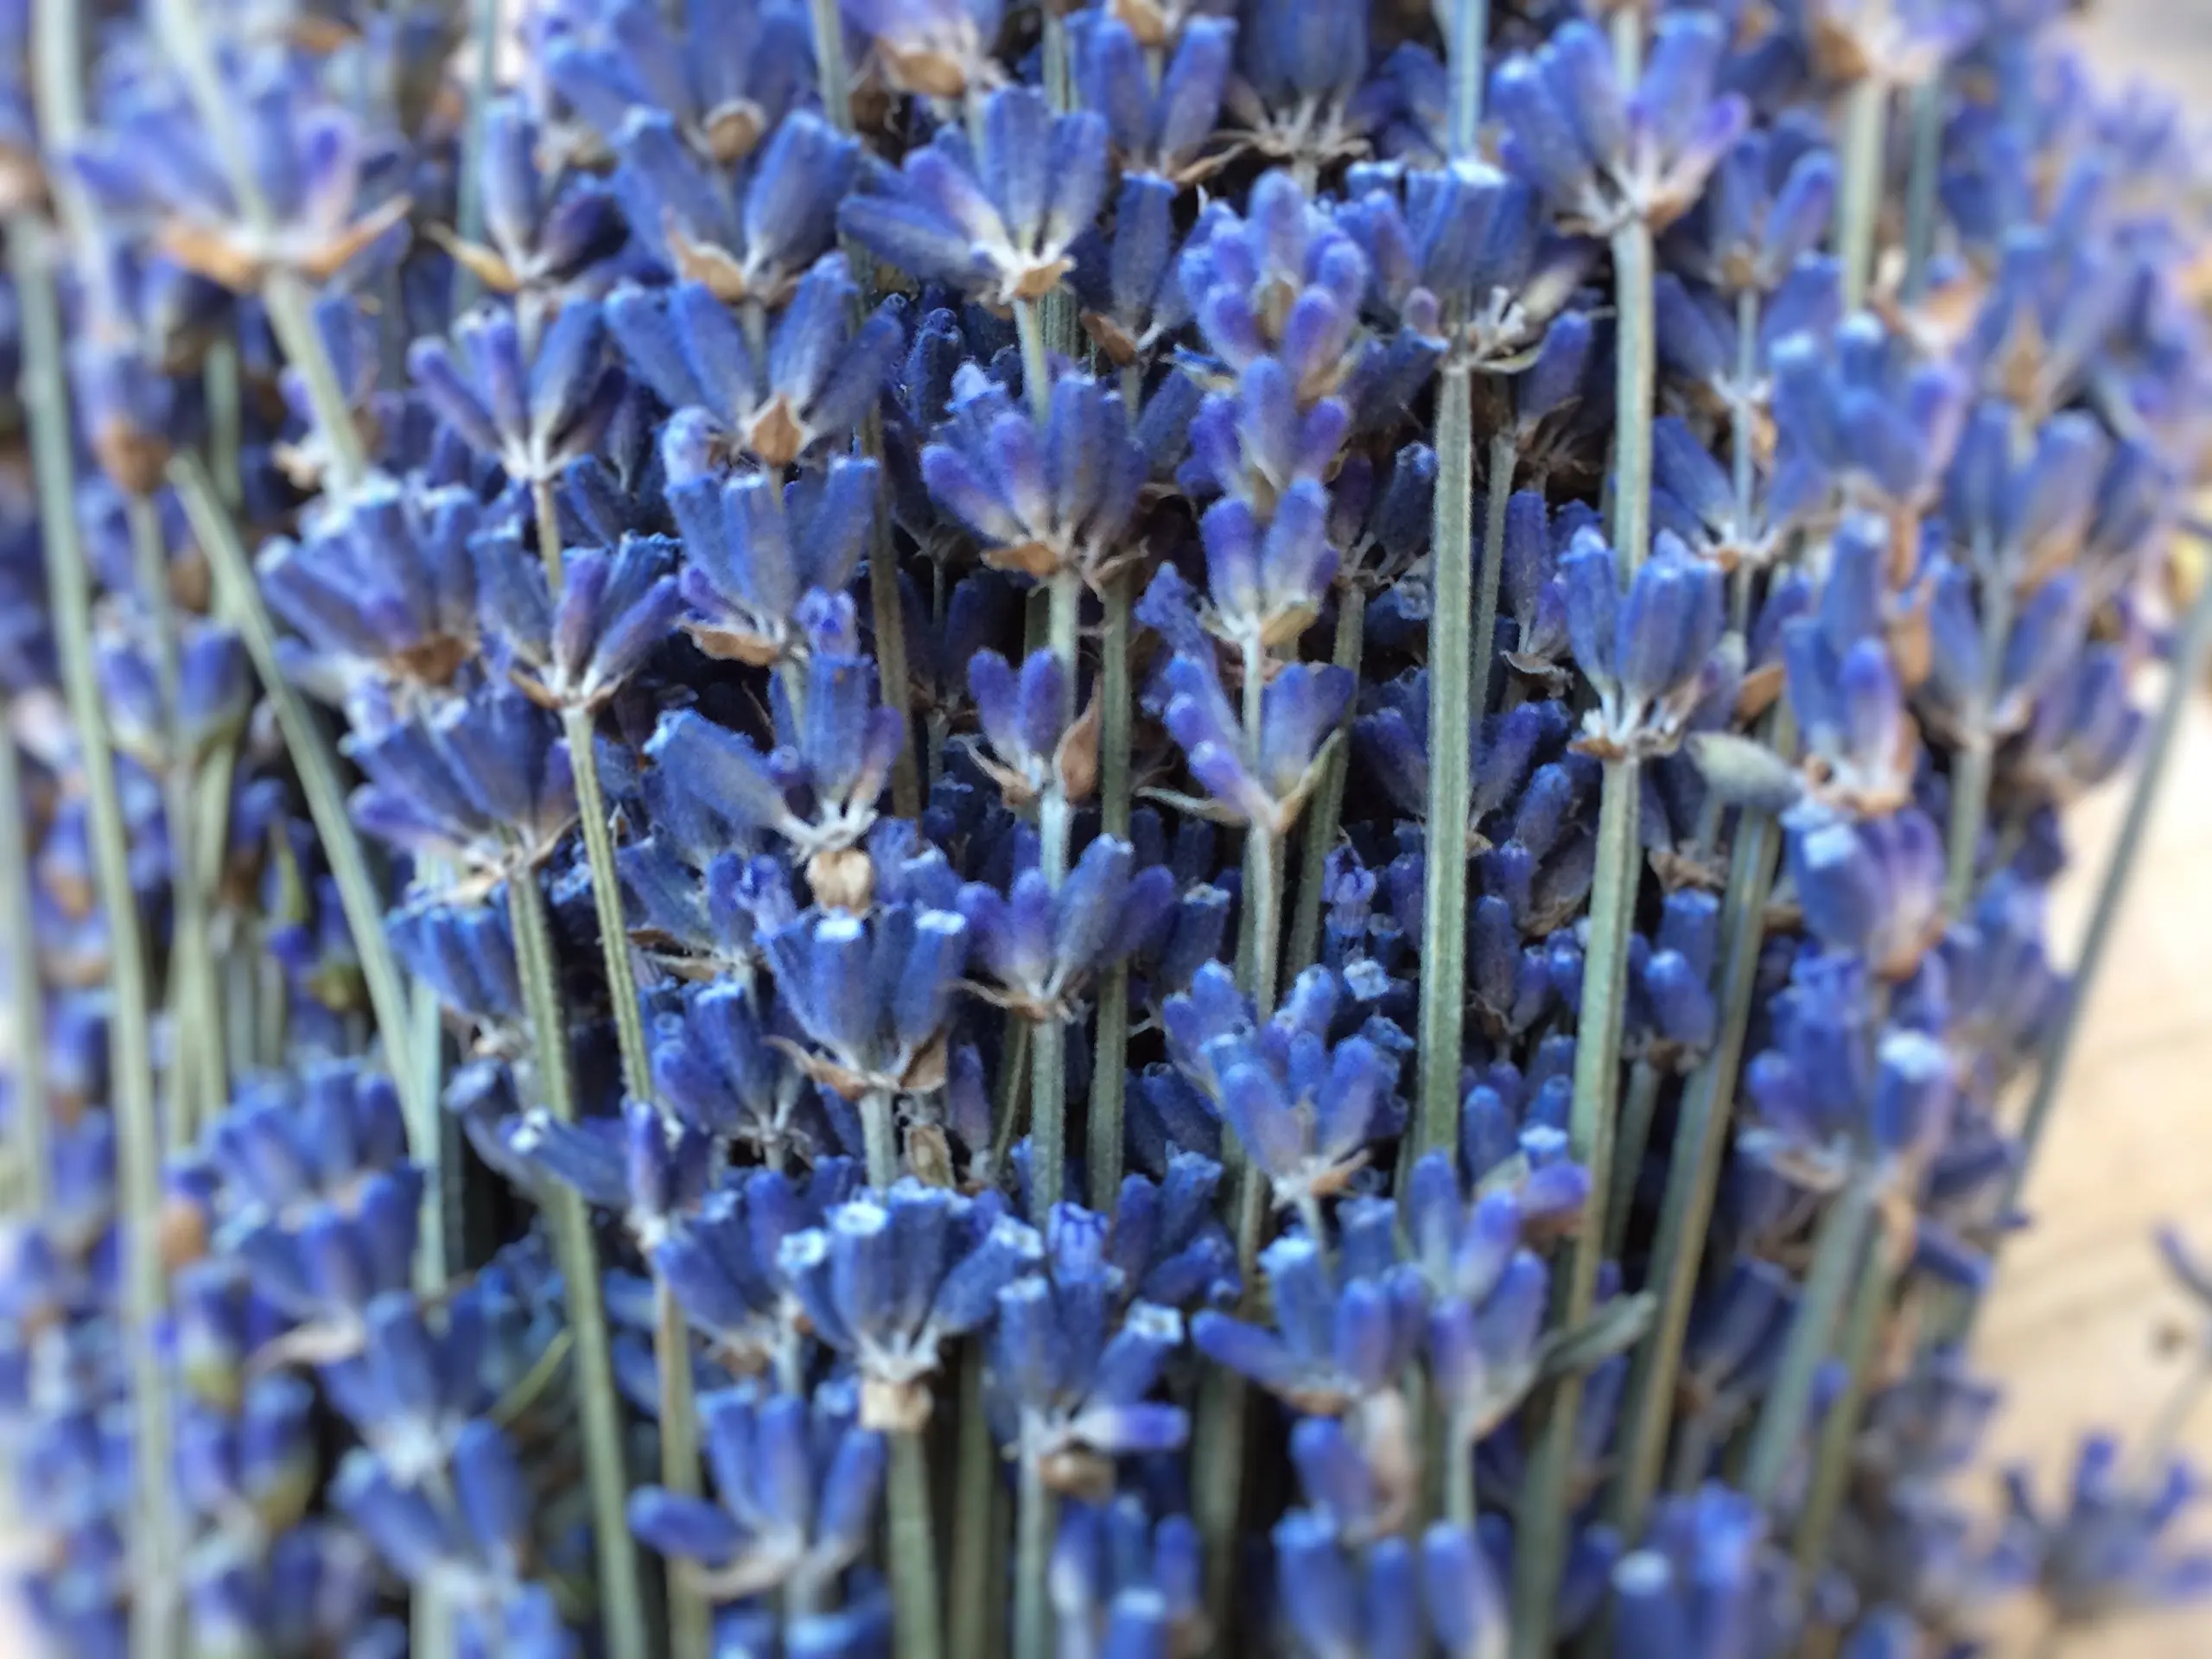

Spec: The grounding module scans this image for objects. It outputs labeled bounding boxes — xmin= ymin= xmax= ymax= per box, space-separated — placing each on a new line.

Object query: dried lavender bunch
xmin=2 ymin=0 xmax=2210 ymax=1656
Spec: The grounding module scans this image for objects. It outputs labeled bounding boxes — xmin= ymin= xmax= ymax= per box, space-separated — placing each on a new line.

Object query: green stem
xmin=948 ymin=1345 xmax=1002 ymax=1659
xmin=1789 ymin=1242 xmax=1896 ymax=1573
xmin=1446 ymin=0 xmax=1489 ymax=156
xmin=1605 ymin=1060 xmax=1662 ymax=1262
xmin=532 ymin=475 xmax=567 ymax=590
xmin=1088 ymin=574 xmax=1134 ymax=1207
xmin=1741 ymin=1168 xmax=1879 ymax=1506
xmin=1944 ymin=562 xmax=2014 ymax=914
xmin=15 ymin=212 xmax=179 ymax=1659
xmin=862 ymin=406 xmax=923 ymax=820
xmin=1287 ymin=585 xmax=1367 ymax=978
xmin=1510 ymin=758 xmax=1639 ymax=1656
xmin=1606 ymin=779 xmax=1788 ymax=1537
xmin=1445 ymin=1414 xmax=1478 ymax=1529
xmin=558 ymin=705 xmax=652 ymax=1102
xmin=1517 ymin=210 xmax=1659 ymax=1657
xmin=1193 ymin=1363 xmax=1250 ymax=1638
xmin=450 ymin=0 xmax=502 ymax=318
xmin=506 ymin=867 xmax=651 ymax=1659
xmin=0 ymin=700 xmax=46 ymax=1210
xmin=1834 ymin=79 xmax=1888 ymax=310
xmin=1032 ymin=570 xmax=1082 ymax=1212
xmin=171 ymin=460 xmax=431 ymax=1137
xmin=861 ymin=1088 xmax=900 ymax=1188
xmin=129 ymin=490 xmax=214 ymax=1149
xmin=1416 ymin=365 xmax=1476 ymax=1161
xmin=990 ymin=1019 xmax=1032 ymax=1176
xmin=204 ymin=341 xmax=243 ymax=512
xmin=1014 ymin=297 xmax=1053 ymax=423
xmin=1610 ymin=222 xmax=1656 ymax=567
xmin=1902 ymin=78 xmax=1945 ymax=303
xmin=1013 ymin=1446 xmax=1056 ymax=1659
xmin=887 ymin=1428 xmax=944 ymax=1659
xmin=655 ymin=1277 xmax=712 ymax=1659
xmin=809 ymin=0 xmax=854 ymax=126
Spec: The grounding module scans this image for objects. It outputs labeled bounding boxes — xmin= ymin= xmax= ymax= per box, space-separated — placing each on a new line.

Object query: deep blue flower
xmin=1226 ymin=0 xmax=1379 ymax=175
xmin=444 ymin=94 xmax=626 ymax=298
xmin=473 ymin=527 xmax=681 ymax=709
xmin=1192 ymin=1230 xmax=1424 ymax=1415
xmin=1561 ymin=528 xmax=1734 ymax=759
xmin=1491 ymin=15 xmax=1750 ymax=234
xmin=408 ymin=302 xmax=626 ymax=487
xmin=986 ymin=1205 xmax=1189 ymax=1484
xmin=1072 ymin=12 xmax=1236 ymax=186
xmin=2003 ymin=1434 xmax=2212 ymax=1627
xmin=778 ymin=1179 xmax=1042 ymax=1428
xmin=629 ymin=1378 xmax=884 ymax=1602
xmin=921 ymin=363 xmax=1144 ymax=588
xmin=608 ymin=257 xmax=899 ymax=468
xmin=543 ymin=0 xmax=817 ymax=163
xmin=1779 ymin=512 xmax=1916 ymax=815
xmin=838 ymin=0 xmax=1003 ymax=99
xmin=1770 ymin=315 xmax=1968 ymax=517
xmin=957 ymin=836 xmax=1175 ymax=1023
xmin=1783 ymin=803 xmax=1947 ymax=979
xmin=1156 ymin=648 xmax=1351 ymax=837
xmin=1050 ymin=1497 xmax=1206 ymax=1659
xmin=1609 ymin=1485 xmax=1802 ymax=1659
xmin=839 ymin=86 xmax=1108 ymax=305
xmin=607 ymin=105 xmax=854 ymax=302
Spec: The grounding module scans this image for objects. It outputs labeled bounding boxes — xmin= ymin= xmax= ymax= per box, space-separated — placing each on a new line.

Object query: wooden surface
xmin=1967 ymin=687 xmax=2212 ymax=1656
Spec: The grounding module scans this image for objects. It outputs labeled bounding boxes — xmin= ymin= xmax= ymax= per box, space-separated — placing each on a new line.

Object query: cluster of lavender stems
xmin=4 ymin=0 xmax=2212 ymax=1657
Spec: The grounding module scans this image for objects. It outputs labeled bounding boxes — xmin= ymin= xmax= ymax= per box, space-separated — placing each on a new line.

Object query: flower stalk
xmin=505 ymin=864 xmax=652 ymax=1659
xmin=15 ymin=208 xmax=180 ymax=1659
xmin=1511 ymin=206 xmax=1656 ymax=1656
xmin=0 ymin=694 xmax=45 ymax=1210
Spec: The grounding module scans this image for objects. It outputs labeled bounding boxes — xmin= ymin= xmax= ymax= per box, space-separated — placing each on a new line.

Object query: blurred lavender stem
xmin=1089 ymin=570 xmax=1136 ymax=1206
xmin=1287 ymin=582 xmax=1366 ymax=977
xmin=174 ymin=461 xmax=435 ymax=1179
xmin=0 ymin=693 xmax=44 ymax=1208
xmin=16 ymin=207 xmax=180 ymax=1659
xmin=1418 ymin=362 xmax=1477 ymax=1160
xmin=888 ymin=1427 xmax=945 ymax=1659
xmin=1834 ymin=78 xmax=1887 ymax=310
xmin=1607 ymin=772 xmax=1789 ymax=1536
xmin=1790 ymin=1235 xmax=1897 ymax=1573
xmin=1745 ymin=1169 xmax=1881 ymax=1503
xmin=1514 ymin=199 xmax=1657 ymax=1659
xmin=949 ymin=1346 xmax=1001 ymax=1659
xmin=504 ymin=864 xmax=652 ymax=1659
xmin=1944 ymin=532 xmax=2012 ymax=913
xmin=450 ymin=0 xmax=501 ymax=317
xmin=1014 ymin=1448 xmax=1053 ymax=1659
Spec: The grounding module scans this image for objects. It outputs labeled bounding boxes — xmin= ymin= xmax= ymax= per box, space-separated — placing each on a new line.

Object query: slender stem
xmin=1902 ymin=77 xmax=1945 ymax=303
xmin=655 ymin=1277 xmax=712 ymax=1659
xmin=0 ymin=701 xmax=46 ymax=1211
xmin=1732 ymin=289 xmax=1760 ymax=528
xmin=1417 ymin=365 xmax=1477 ymax=1160
xmin=861 ymin=1088 xmax=900 ymax=1188
xmin=531 ymin=475 xmax=567 ymax=590
xmin=1014 ymin=298 xmax=1054 ymax=423
xmin=863 ymin=405 xmax=923 ymax=819
xmin=887 ymin=1428 xmax=944 ymax=1659
xmin=1032 ymin=571 xmax=1082 ymax=1212
xmin=807 ymin=0 xmax=855 ymax=133
xmin=1605 ymin=1061 xmax=1662 ymax=1262
xmin=1510 ymin=758 xmax=1638 ymax=1656
xmin=506 ymin=868 xmax=651 ymax=1659
xmin=171 ymin=461 xmax=431 ymax=1129
xmin=1944 ymin=566 xmax=2015 ymax=914
xmin=1445 ymin=1414 xmax=1478 ymax=1528
xmin=1742 ymin=1169 xmax=1880 ymax=1506
xmin=1993 ymin=563 xmax=2212 ymax=1260
xmin=1013 ymin=1446 xmax=1056 ymax=1659
xmin=1607 ymin=784 xmax=1787 ymax=1537
xmin=990 ymin=1020 xmax=1032 ymax=1176
xmin=1087 ymin=573 xmax=1134 ymax=1207
xmin=558 ymin=706 xmax=652 ymax=1099
xmin=1608 ymin=6 xmax=1643 ymax=79
xmin=1096 ymin=570 xmax=1133 ymax=842
xmin=1287 ymin=586 xmax=1367 ymax=979
xmin=16 ymin=212 xmax=178 ymax=1659
xmin=1610 ymin=224 xmax=1656 ymax=568
xmin=1194 ymin=1363 xmax=1250 ymax=1637
xmin=948 ymin=1345 xmax=1001 ymax=1659
xmin=204 ymin=342 xmax=243 ymax=511
xmin=450 ymin=0 xmax=502 ymax=318
xmin=1789 ymin=1243 xmax=1897 ymax=1573
xmin=1834 ymin=79 xmax=1889 ymax=310
xmin=1446 ymin=0 xmax=1490 ymax=157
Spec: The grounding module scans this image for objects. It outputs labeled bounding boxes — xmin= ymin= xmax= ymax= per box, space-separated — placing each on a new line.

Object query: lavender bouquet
xmin=3 ymin=0 xmax=2211 ymax=1655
